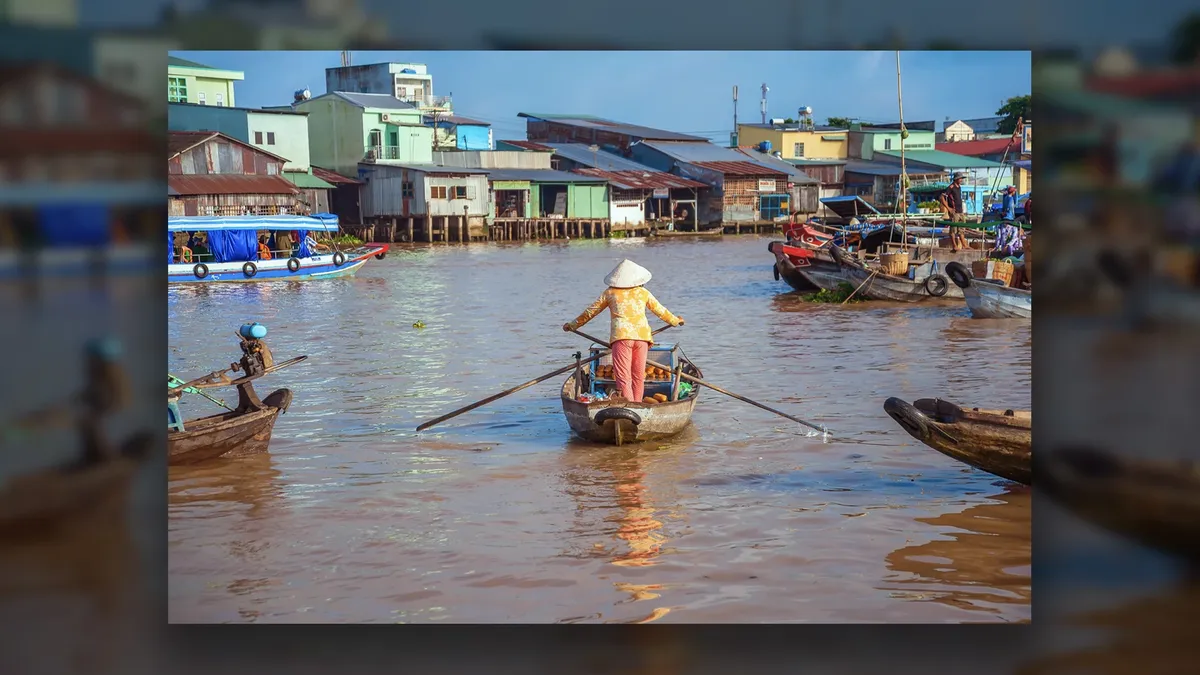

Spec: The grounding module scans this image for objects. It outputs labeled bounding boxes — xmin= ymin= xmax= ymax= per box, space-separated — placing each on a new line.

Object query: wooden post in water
xmin=406 ymin=217 xmax=413 ymax=243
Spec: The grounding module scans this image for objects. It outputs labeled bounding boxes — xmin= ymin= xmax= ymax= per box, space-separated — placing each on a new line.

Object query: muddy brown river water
xmin=166 ymin=235 xmax=1031 ymax=623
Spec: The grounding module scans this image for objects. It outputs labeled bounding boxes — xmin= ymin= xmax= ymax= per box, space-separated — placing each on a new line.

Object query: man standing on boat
xmin=563 ymin=260 xmax=684 ymax=404
xmin=1001 ymin=185 xmax=1018 ymax=222
xmin=939 ymin=172 xmax=970 ymax=251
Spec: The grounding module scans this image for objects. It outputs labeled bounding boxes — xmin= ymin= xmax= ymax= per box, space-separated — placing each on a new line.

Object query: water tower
xmin=797 ymin=106 xmax=814 ymax=130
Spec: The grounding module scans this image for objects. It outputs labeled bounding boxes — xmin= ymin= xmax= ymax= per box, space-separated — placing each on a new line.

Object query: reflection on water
xmin=169 ymin=236 xmax=1030 ymax=623
xmin=883 ymin=488 xmax=1031 ymax=619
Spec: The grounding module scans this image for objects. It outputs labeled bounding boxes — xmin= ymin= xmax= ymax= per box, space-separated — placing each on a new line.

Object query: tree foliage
xmin=995 ymin=95 xmax=1031 ymax=135
xmin=1169 ymin=12 xmax=1200 ymax=64
xmin=826 ymin=116 xmax=852 ymax=128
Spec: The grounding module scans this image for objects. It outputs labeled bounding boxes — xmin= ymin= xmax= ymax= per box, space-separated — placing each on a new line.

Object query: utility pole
xmin=760 ymin=83 xmax=769 ymax=124
xmin=341 ymin=50 xmax=351 ymax=67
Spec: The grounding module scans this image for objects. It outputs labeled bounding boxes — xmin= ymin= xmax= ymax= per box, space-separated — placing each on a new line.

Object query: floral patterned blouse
xmin=567 ymin=286 xmax=682 ymax=342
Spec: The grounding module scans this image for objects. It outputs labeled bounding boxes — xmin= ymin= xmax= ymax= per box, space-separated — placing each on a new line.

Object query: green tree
xmin=1169 ymin=12 xmax=1200 ymax=64
xmin=826 ymin=116 xmax=852 ymax=128
xmin=995 ymin=95 xmax=1030 ymax=135
xmin=783 ymin=117 xmax=796 ymax=124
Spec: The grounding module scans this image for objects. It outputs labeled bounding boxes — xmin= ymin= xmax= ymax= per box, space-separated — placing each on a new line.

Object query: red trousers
xmin=611 ymin=339 xmax=648 ymax=401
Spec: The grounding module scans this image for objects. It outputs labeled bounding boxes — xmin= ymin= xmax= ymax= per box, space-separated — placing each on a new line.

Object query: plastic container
xmin=239 ymin=323 xmax=268 ymax=339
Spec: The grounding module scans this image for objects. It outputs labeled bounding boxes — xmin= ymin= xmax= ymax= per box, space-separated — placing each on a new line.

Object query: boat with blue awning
xmin=168 ymin=213 xmax=388 ymax=283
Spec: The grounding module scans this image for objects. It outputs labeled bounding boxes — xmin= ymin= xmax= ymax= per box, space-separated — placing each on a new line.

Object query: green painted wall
xmin=567 ymin=184 xmax=609 ymax=218
xmin=168 ymin=65 xmax=241 ymax=107
xmin=362 ymin=108 xmax=432 ymax=165
xmin=295 ymin=96 xmax=365 ymax=177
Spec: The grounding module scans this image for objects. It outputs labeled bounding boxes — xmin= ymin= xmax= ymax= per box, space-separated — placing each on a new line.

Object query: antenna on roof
xmin=731 ymin=85 xmax=739 ymax=148
xmin=341 ymin=51 xmax=351 ymax=67
xmin=760 ymin=83 xmax=769 ymax=125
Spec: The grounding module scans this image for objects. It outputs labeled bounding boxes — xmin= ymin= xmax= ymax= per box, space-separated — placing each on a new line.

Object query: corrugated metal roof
xmin=365 ymin=163 xmax=490 ymax=175
xmin=311 ymin=165 xmax=362 ymax=184
xmin=787 ymin=158 xmax=846 ymax=166
xmin=498 ymin=139 xmax=554 ymax=152
xmin=423 ymin=114 xmax=491 ymax=126
xmin=330 ymin=91 xmax=419 ymax=110
xmin=733 ymin=148 xmax=819 ymax=184
xmin=573 ymin=168 xmax=705 ymax=190
xmin=285 ymin=171 xmax=336 ymax=189
xmin=167 ymin=130 xmax=291 ymax=163
xmin=935 ymin=138 xmax=1015 ymax=156
xmin=876 ymin=150 xmax=1004 ymax=169
xmin=168 ymin=174 xmax=300 ymax=196
xmin=692 ymin=161 xmax=787 ymax=177
xmin=518 ymin=113 xmax=706 ymax=142
xmin=543 ymin=143 xmax=660 ymax=171
xmin=739 ymin=123 xmax=847 ymax=132
xmin=843 ymin=160 xmax=907 ymax=176
xmin=485 ymin=169 xmax=607 ymax=183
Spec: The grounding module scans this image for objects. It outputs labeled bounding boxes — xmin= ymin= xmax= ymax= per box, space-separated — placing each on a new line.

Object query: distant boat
xmin=946 ymin=261 xmax=1032 ymax=319
xmin=168 ymin=214 xmax=388 ymax=283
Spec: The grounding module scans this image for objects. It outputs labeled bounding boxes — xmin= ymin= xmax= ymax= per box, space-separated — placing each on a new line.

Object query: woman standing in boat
xmin=564 ymin=260 xmax=684 ymax=404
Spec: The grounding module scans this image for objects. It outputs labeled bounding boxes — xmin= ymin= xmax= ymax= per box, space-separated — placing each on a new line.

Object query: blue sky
xmin=173 ymin=51 xmax=1031 ymax=142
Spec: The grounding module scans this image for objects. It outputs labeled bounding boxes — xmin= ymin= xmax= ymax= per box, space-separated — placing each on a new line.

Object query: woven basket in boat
xmin=972 ymin=259 xmax=1014 ymax=286
xmin=879 ymin=251 xmax=910 ymax=276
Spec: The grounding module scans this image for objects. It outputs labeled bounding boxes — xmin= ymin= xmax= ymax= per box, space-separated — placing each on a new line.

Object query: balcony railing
xmin=396 ymin=94 xmax=453 ymax=110
xmin=364 ymin=145 xmax=404 ymax=161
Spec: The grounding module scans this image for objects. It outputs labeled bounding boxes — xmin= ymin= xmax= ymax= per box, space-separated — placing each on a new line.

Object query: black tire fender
xmin=773 ymin=263 xmax=781 ymax=281
xmin=945 ymin=261 xmax=972 ymax=289
xmin=287 ymin=257 xmax=301 ymax=272
xmin=375 ymin=250 xmax=387 ymax=260
xmin=594 ymin=407 xmax=642 ymax=426
xmin=883 ymin=397 xmax=932 ymax=443
xmin=242 ymin=261 xmax=257 ymax=278
xmin=925 ymin=273 xmax=950 ymax=297
xmin=193 ymin=263 xmax=209 ymax=279
xmin=333 ymin=251 xmax=346 ymax=267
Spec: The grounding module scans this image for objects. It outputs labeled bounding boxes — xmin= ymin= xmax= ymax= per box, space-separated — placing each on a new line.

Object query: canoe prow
xmin=884 ymin=396 xmax=1032 ymax=485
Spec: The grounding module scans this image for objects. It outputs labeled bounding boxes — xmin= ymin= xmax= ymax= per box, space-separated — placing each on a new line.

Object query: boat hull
xmin=768 ymin=241 xmax=827 ymax=291
xmin=964 ymin=279 xmax=1032 ymax=318
xmin=884 ymin=397 xmax=1031 ymax=485
xmin=168 ymin=245 xmax=386 ymax=284
xmin=167 ymin=389 xmax=291 ymax=464
xmin=652 ymin=228 xmax=723 ymax=238
xmin=826 ymin=245 xmax=964 ymax=302
xmin=560 ymin=375 xmax=699 ymax=445
xmin=946 ymin=261 xmax=1031 ymax=318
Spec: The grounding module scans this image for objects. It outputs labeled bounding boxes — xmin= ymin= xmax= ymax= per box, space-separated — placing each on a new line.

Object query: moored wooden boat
xmin=651 ymin=227 xmax=723 ymax=238
xmin=946 ymin=261 xmax=1032 ymax=319
xmin=768 ymin=240 xmax=830 ymax=291
xmin=560 ymin=343 xmax=702 ymax=445
xmin=826 ymin=244 xmax=964 ymax=302
xmin=883 ymin=397 xmax=1031 ymax=485
xmin=168 ymin=323 xmax=305 ymax=465
xmin=1038 ymin=447 xmax=1200 ymax=563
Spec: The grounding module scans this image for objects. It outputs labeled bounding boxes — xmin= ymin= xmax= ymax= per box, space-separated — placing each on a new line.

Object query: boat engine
xmin=236 ymin=323 xmax=275 ymax=377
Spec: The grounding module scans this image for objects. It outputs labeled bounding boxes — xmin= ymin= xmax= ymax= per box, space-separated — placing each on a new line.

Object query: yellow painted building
xmin=736 ymin=122 xmax=849 ymax=160
xmin=168 ymin=55 xmax=244 ymax=107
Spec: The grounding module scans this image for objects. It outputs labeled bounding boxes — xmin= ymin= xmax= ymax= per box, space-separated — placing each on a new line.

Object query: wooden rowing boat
xmin=167 ymin=323 xmax=304 ymax=465
xmin=883 ymin=397 xmax=1031 ymax=485
xmin=946 ymin=261 xmax=1032 ymax=319
xmin=826 ymin=245 xmax=964 ymax=302
xmin=168 ymin=388 xmax=292 ymax=465
xmin=651 ymin=227 xmax=723 ymax=238
xmin=560 ymin=343 xmax=702 ymax=445
xmin=1039 ymin=447 xmax=1200 ymax=564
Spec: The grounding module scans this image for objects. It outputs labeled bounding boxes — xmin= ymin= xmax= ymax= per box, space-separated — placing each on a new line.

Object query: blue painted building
xmin=423 ymin=115 xmax=493 ymax=150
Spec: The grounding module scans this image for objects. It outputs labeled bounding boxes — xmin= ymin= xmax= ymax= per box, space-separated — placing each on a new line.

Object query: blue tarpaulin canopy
xmin=168 ymin=214 xmax=339 ymax=233
xmin=39 ymin=204 xmax=110 ymax=246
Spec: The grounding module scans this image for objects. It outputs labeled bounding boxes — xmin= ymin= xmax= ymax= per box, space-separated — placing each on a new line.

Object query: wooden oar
xmin=417 ymin=326 xmax=674 ymax=432
xmin=571 ymin=327 xmax=827 ymax=435
xmin=676 ymin=371 xmax=829 ymax=435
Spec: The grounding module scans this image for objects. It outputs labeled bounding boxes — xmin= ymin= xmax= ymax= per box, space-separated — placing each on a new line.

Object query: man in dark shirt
xmin=939 ymin=172 xmax=969 ymax=251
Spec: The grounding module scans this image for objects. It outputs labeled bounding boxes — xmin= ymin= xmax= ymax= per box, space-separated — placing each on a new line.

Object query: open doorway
xmin=539 ymin=185 xmax=568 ymax=217
xmin=495 ymin=189 xmax=527 ymax=218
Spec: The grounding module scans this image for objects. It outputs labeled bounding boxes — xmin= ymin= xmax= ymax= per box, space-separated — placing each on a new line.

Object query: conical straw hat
xmin=604 ymin=259 xmax=652 ymax=288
